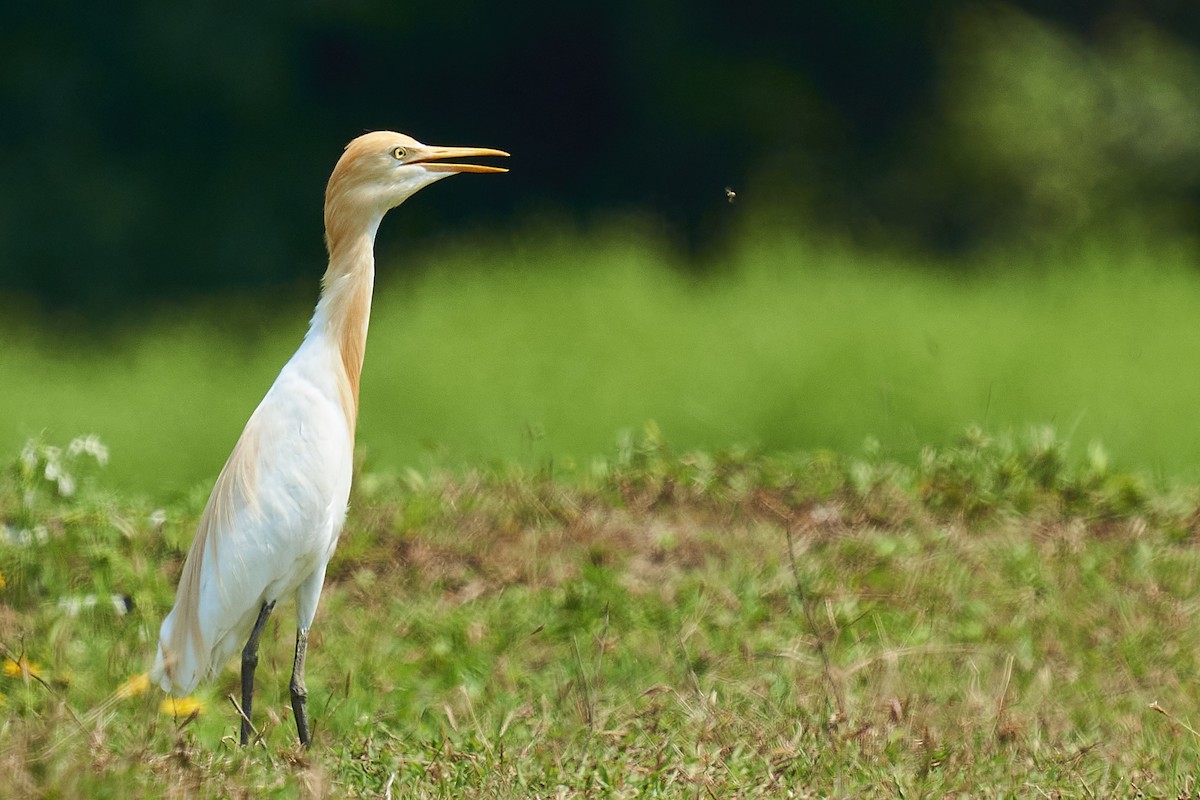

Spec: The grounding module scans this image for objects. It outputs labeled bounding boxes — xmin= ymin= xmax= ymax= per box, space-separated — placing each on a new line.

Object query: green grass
xmin=3 ymin=220 xmax=1200 ymax=494
xmin=4 ymin=428 xmax=1200 ymax=796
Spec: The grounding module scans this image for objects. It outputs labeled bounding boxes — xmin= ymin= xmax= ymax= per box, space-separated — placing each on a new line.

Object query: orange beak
xmin=412 ymin=145 xmax=510 ymax=173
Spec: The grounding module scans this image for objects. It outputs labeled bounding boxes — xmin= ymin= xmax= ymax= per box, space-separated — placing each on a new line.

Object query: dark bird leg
xmin=240 ymin=600 xmax=276 ymax=745
xmin=290 ymin=628 xmax=312 ymax=746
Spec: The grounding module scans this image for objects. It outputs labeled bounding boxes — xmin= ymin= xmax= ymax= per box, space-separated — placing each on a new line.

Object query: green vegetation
xmin=6 ymin=5 xmax=1200 ymax=795
xmin=6 ymin=219 xmax=1200 ymax=794
xmin=3 ymin=223 xmax=1200 ymax=493
xmin=3 ymin=427 xmax=1200 ymax=796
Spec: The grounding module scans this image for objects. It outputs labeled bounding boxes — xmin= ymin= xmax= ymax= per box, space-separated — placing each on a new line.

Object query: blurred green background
xmin=3 ymin=1 xmax=1200 ymax=491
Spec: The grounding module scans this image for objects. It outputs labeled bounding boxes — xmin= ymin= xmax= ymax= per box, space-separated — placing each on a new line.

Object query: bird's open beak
xmin=412 ymin=145 xmax=510 ymax=173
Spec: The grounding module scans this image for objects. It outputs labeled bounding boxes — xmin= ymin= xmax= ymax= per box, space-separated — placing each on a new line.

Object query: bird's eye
xmin=391 ymin=146 xmax=407 ymax=161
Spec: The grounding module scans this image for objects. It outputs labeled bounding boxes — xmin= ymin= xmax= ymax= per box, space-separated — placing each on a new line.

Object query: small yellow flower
xmin=160 ymin=696 xmax=204 ymax=717
xmin=116 ymin=672 xmax=151 ymax=699
xmin=0 ymin=572 xmax=7 ymax=590
xmin=2 ymin=658 xmax=42 ymax=679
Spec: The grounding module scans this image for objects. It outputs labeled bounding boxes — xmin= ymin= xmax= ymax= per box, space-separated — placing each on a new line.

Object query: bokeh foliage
xmin=5 ymin=221 xmax=1200 ymax=492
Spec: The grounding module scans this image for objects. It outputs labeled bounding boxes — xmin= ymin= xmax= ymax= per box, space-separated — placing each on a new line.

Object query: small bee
xmin=724 ymin=186 xmax=737 ymax=203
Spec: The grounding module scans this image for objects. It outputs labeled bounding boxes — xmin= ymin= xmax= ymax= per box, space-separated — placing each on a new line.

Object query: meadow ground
xmin=5 ymin=223 xmax=1200 ymax=795
xmin=3 ymin=427 xmax=1200 ymax=797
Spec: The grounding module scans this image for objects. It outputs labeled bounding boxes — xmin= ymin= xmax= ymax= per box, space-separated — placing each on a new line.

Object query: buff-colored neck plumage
xmin=310 ymin=143 xmax=386 ymax=438
xmin=313 ymin=227 xmax=376 ymax=439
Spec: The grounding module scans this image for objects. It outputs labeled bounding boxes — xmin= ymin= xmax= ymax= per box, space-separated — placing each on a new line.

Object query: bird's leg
xmin=239 ymin=600 xmax=276 ymax=746
xmin=292 ymin=563 xmax=328 ymax=747
xmin=290 ymin=628 xmax=311 ymax=747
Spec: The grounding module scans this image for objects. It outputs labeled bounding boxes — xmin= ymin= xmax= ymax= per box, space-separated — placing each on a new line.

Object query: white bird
xmin=150 ymin=131 xmax=508 ymax=746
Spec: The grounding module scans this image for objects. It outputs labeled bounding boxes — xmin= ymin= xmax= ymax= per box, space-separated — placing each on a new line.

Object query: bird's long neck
xmin=310 ymin=214 xmax=382 ymax=437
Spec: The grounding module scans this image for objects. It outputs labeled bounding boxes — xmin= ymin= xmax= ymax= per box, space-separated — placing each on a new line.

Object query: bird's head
xmin=325 ymin=130 xmax=508 ymax=235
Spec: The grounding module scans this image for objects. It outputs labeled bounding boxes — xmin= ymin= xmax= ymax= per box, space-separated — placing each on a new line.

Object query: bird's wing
xmin=154 ymin=355 xmax=354 ymax=693
xmin=154 ymin=414 xmax=264 ymax=692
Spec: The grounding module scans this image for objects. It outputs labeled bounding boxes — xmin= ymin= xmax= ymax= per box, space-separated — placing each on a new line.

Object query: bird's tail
xmin=151 ymin=608 xmax=204 ymax=695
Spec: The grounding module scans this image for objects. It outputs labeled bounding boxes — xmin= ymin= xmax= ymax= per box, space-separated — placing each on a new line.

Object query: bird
xmin=150 ymin=130 xmax=508 ymax=747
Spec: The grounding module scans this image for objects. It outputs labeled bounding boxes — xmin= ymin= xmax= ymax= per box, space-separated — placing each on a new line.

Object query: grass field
xmin=4 ymin=223 xmax=1200 ymax=795
xmin=3 ymin=427 xmax=1200 ymax=796
xmin=3 ymin=220 xmax=1200 ymax=494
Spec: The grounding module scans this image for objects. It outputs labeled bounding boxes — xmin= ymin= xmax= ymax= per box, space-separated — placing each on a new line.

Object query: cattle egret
xmin=150 ymin=131 xmax=508 ymax=746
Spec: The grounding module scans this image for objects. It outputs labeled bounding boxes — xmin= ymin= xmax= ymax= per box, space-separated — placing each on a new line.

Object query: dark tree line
xmin=1 ymin=1 xmax=1197 ymax=310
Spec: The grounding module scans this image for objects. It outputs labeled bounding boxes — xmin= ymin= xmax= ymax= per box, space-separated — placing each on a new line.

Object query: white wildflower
xmin=68 ymin=435 xmax=109 ymax=467
xmin=19 ymin=441 xmax=38 ymax=473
